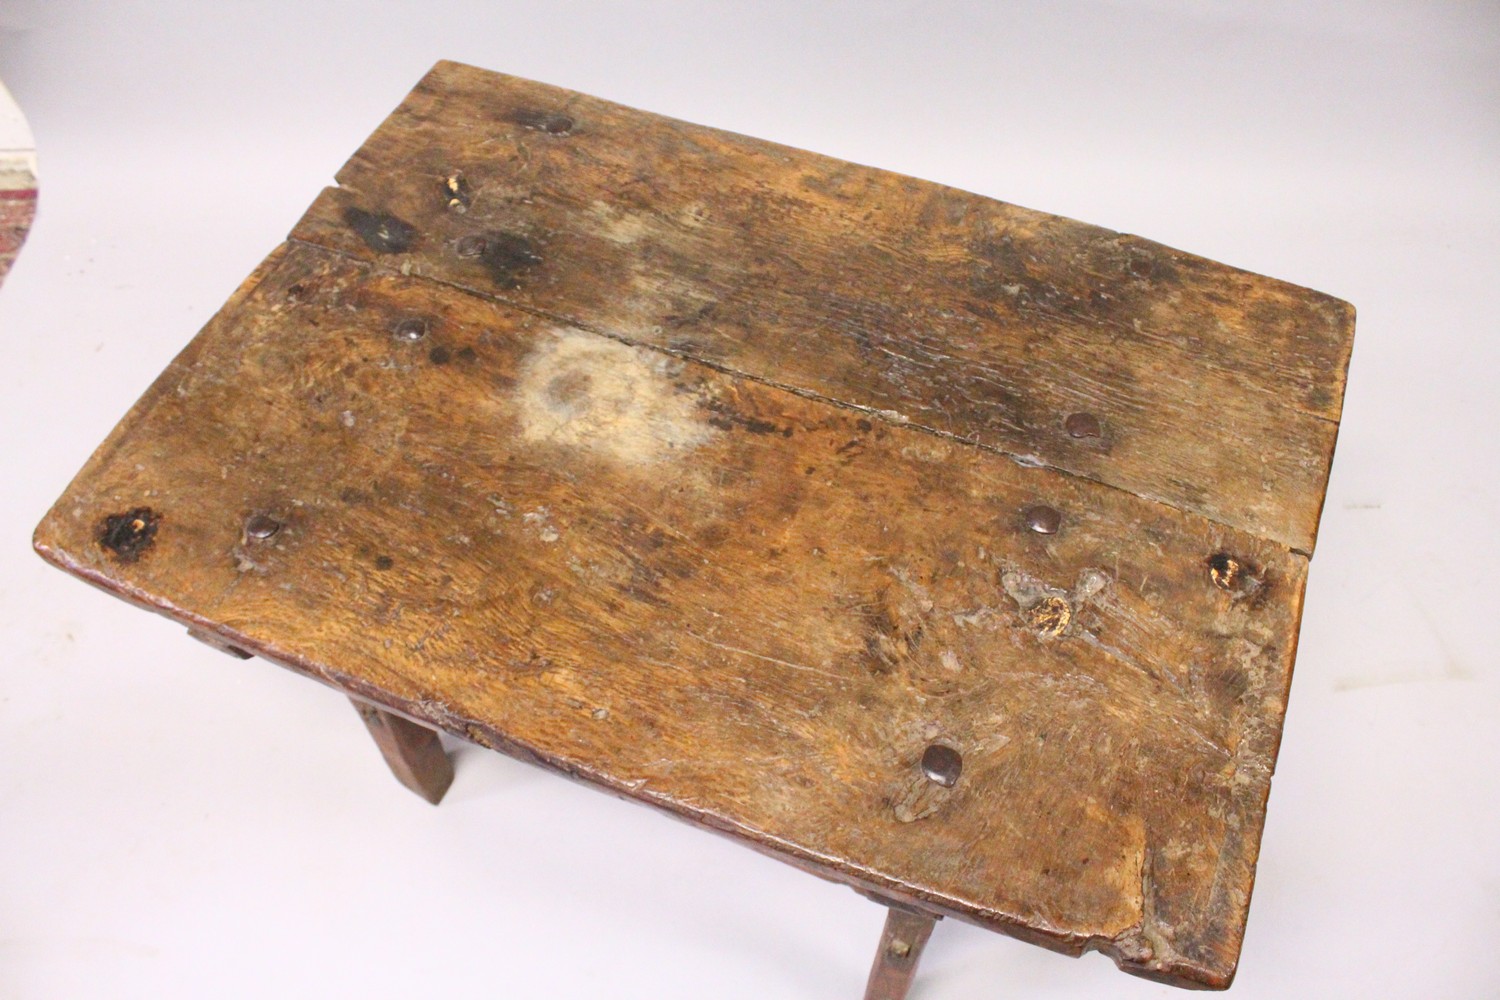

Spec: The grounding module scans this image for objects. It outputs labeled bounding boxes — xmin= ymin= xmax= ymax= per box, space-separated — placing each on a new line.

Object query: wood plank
xmin=287 ymin=60 xmax=1354 ymax=553
xmin=35 ymin=240 xmax=1313 ymax=989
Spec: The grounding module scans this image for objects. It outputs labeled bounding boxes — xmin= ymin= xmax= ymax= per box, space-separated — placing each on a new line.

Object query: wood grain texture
xmin=289 ymin=60 xmax=1355 ymax=554
xmin=37 ymin=237 xmax=1322 ymax=989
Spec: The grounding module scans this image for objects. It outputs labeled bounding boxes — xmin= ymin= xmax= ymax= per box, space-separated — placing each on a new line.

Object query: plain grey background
xmin=2 ymin=2 xmax=1497 ymax=997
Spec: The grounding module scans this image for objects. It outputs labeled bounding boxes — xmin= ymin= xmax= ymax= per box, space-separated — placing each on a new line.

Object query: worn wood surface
xmin=292 ymin=61 xmax=1354 ymax=555
xmin=34 ymin=62 xmax=1355 ymax=991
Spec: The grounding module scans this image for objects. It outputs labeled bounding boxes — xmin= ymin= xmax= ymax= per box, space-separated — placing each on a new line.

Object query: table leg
xmin=186 ymin=627 xmax=252 ymax=659
xmin=351 ymin=698 xmax=454 ymax=805
xmin=863 ymin=903 xmax=939 ymax=1000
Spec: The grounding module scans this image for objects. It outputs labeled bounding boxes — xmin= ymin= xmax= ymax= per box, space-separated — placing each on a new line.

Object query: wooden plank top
xmin=34 ymin=62 xmax=1354 ymax=991
xmin=293 ymin=61 xmax=1353 ymax=555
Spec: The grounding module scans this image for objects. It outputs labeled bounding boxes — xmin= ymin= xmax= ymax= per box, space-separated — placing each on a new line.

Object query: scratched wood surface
xmin=34 ymin=62 xmax=1355 ymax=991
xmin=292 ymin=61 xmax=1354 ymax=555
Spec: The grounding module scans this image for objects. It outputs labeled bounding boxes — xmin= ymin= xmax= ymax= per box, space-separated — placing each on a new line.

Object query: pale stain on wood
xmin=33 ymin=61 xmax=1355 ymax=991
xmin=514 ymin=328 xmax=716 ymax=466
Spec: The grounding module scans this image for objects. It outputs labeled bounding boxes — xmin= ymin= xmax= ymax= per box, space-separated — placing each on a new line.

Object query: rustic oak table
xmin=34 ymin=61 xmax=1355 ymax=997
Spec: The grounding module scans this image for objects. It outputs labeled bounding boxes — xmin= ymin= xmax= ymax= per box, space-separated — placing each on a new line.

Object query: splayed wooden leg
xmin=864 ymin=903 xmax=939 ymax=1000
xmin=351 ymin=698 xmax=453 ymax=804
xmin=187 ymin=627 xmax=252 ymax=659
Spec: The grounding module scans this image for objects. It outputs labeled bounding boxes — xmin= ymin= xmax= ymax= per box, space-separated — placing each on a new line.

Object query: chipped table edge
xmin=30 ymin=521 xmax=1240 ymax=990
